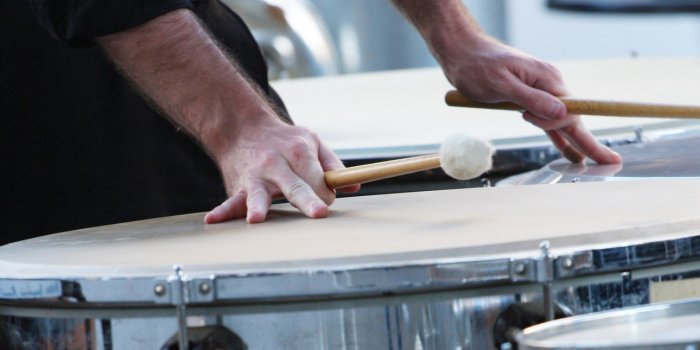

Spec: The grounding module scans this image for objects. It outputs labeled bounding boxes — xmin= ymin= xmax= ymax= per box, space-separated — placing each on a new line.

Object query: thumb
xmin=317 ymin=140 xmax=361 ymax=193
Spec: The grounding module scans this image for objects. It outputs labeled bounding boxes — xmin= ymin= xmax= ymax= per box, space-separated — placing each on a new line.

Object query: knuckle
xmin=533 ymin=60 xmax=550 ymax=71
xmin=533 ymin=94 xmax=551 ymax=110
xmin=308 ymin=130 xmax=320 ymax=142
xmin=286 ymin=181 xmax=308 ymax=201
xmin=288 ymin=136 xmax=312 ymax=152
xmin=248 ymin=187 xmax=265 ymax=199
xmin=504 ymin=54 xmax=531 ymax=70
xmin=258 ymin=151 xmax=279 ymax=169
xmin=287 ymin=139 xmax=308 ymax=154
xmin=245 ymin=181 xmax=267 ymax=199
xmin=286 ymin=138 xmax=315 ymax=162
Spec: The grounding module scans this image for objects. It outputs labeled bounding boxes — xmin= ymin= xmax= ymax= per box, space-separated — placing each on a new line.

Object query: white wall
xmin=464 ymin=0 xmax=507 ymax=40
xmin=306 ymin=0 xmax=506 ymax=73
xmin=505 ymin=0 xmax=700 ymax=60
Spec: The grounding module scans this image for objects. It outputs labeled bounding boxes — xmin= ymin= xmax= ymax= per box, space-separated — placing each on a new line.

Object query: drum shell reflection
xmin=4 ymin=264 xmax=700 ymax=350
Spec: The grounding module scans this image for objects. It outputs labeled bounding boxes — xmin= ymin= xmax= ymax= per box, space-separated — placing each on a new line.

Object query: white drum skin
xmin=2 ymin=180 xmax=700 ymax=279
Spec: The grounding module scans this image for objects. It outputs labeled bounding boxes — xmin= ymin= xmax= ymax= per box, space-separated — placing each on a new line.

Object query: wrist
xmin=201 ymin=106 xmax=285 ymax=164
xmin=430 ymin=25 xmax=491 ymax=68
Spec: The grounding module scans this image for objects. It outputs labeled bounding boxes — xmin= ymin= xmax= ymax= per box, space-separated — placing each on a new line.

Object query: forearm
xmin=97 ymin=9 xmax=278 ymax=161
xmin=391 ymin=0 xmax=485 ymax=66
xmin=393 ymin=0 xmax=621 ymax=165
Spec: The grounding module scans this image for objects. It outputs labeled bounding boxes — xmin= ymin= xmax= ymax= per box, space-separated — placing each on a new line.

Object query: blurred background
xmin=222 ymin=0 xmax=700 ymax=79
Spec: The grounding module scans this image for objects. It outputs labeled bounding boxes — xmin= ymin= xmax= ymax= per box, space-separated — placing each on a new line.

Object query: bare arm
xmin=98 ymin=8 xmax=278 ymax=162
xmin=98 ymin=9 xmax=357 ymax=223
xmin=392 ymin=0 xmax=621 ymax=164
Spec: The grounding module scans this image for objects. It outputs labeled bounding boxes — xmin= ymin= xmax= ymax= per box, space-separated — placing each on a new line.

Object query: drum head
xmin=1 ymin=179 xmax=699 ymax=277
xmin=516 ymin=298 xmax=700 ymax=349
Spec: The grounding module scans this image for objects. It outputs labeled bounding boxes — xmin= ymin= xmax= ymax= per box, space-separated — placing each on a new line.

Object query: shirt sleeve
xmin=29 ymin=0 xmax=194 ymax=47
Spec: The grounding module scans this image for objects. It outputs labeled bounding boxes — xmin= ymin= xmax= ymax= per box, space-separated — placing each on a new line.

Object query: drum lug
xmin=151 ymin=267 xmax=219 ymax=350
xmin=554 ymin=252 xmax=595 ymax=278
xmin=153 ymin=276 xmax=216 ymax=304
xmin=510 ymin=241 xmax=555 ymax=284
xmin=535 ymin=242 xmax=554 ymax=284
xmin=192 ymin=277 xmax=216 ymax=303
xmin=152 ymin=280 xmax=172 ymax=304
xmin=510 ymin=259 xmax=537 ymax=282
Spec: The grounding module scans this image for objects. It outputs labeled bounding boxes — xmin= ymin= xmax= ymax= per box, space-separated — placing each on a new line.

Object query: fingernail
xmin=310 ymin=203 xmax=329 ymax=218
xmin=550 ymin=101 xmax=566 ymax=117
xmin=247 ymin=211 xmax=265 ymax=224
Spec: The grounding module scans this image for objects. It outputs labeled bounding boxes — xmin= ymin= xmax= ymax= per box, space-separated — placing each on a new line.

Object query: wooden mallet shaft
xmin=324 ymin=154 xmax=440 ymax=189
xmin=445 ymin=90 xmax=700 ymax=119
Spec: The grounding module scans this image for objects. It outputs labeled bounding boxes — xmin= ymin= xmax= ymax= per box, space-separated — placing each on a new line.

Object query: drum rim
xmin=515 ymin=297 xmax=700 ymax=349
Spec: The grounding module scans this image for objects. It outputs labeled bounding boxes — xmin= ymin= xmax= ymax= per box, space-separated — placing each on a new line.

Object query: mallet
xmin=445 ymin=90 xmax=700 ymax=119
xmin=324 ymin=134 xmax=494 ymax=189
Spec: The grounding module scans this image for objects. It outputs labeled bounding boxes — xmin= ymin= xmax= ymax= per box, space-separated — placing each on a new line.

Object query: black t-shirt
xmin=0 ymin=0 xmax=284 ymax=245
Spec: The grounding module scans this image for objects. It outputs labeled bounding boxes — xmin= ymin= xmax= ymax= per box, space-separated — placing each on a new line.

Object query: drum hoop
xmin=2 ymin=230 xmax=700 ymax=306
xmin=515 ymin=297 xmax=700 ymax=349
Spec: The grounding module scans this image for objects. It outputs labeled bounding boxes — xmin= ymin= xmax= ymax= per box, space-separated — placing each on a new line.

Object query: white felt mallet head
xmin=323 ymin=134 xmax=495 ymax=188
xmin=439 ymin=134 xmax=495 ymax=180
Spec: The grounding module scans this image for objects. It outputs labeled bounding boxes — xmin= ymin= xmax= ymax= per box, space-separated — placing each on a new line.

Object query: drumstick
xmin=325 ymin=134 xmax=494 ymax=189
xmin=445 ymin=90 xmax=700 ymax=119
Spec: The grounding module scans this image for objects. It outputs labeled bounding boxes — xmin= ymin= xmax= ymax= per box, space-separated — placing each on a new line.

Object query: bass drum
xmin=273 ymin=58 xmax=700 ymax=194
xmin=3 ymin=180 xmax=700 ymax=349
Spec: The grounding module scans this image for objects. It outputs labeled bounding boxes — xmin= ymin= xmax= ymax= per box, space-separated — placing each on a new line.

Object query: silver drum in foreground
xmin=516 ymin=297 xmax=700 ymax=349
xmin=3 ymin=181 xmax=700 ymax=349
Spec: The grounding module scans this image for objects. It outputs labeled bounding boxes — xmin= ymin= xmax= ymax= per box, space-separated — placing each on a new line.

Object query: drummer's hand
xmin=441 ymin=35 xmax=622 ymax=164
xmin=204 ymin=117 xmax=360 ymax=224
xmin=96 ymin=9 xmax=360 ymax=224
